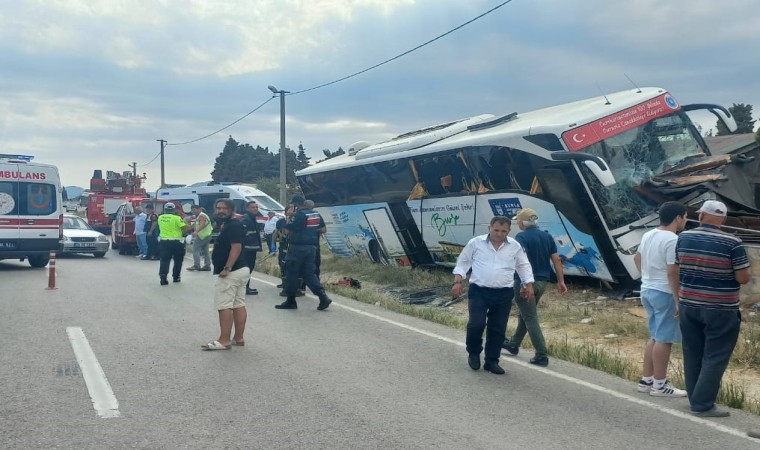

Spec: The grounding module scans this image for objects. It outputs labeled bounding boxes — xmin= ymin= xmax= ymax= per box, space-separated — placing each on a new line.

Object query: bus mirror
xmin=682 ymin=103 xmax=738 ymax=133
xmin=550 ymin=151 xmax=616 ymax=187
xmin=583 ymin=160 xmax=616 ymax=187
xmin=712 ymin=108 xmax=738 ymax=133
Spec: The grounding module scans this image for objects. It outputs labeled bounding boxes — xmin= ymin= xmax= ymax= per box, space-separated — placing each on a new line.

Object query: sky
xmin=1 ymin=0 xmax=759 ymax=192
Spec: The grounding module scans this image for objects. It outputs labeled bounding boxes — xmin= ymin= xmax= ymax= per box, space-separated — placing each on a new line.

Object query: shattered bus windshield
xmin=579 ymin=112 xmax=705 ymax=229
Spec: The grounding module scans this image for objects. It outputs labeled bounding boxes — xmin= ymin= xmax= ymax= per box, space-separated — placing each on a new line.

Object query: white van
xmin=156 ymin=183 xmax=284 ymax=219
xmin=0 ymin=154 xmax=63 ymax=267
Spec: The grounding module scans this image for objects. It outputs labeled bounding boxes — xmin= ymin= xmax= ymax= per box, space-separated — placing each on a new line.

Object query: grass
xmin=257 ymin=248 xmax=760 ymax=416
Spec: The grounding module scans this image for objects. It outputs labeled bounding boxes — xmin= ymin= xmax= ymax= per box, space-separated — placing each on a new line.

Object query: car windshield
xmin=63 ymin=216 xmax=92 ymax=230
xmin=578 ymin=111 xmax=705 ymax=229
xmin=246 ymin=195 xmax=283 ymax=211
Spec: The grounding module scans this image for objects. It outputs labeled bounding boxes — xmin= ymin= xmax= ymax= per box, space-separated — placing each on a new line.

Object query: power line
xmin=166 ymin=96 xmax=275 ymax=146
xmin=137 ymin=150 xmax=162 ymax=167
xmin=165 ymin=0 xmax=513 ymax=146
xmin=290 ymin=0 xmax=514 ymax=96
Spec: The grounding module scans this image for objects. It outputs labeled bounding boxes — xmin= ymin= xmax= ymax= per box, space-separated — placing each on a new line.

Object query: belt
xmin=160 ymin=238 xmax=182 ymax=241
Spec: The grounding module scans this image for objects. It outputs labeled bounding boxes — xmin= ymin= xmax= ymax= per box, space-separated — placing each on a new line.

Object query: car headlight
xmin=97 ymin=235 xmax=108 ymax=242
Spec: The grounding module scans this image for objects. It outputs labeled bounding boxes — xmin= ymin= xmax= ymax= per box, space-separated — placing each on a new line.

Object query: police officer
xmin=275 ymin=195 xmax=332 ymax=311
xmin=158 ymin=202 xmax=189 ymax=285
xmin=240 ymin=200 xmax=263 ymax=295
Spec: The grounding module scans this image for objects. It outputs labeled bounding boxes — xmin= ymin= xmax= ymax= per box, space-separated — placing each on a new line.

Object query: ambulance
xmin=0 ymin=154 xmax=63 ymax=267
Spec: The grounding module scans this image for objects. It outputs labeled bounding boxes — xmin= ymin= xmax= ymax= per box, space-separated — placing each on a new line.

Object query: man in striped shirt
xmin=675 ymin=200 xmax=751 ymax=417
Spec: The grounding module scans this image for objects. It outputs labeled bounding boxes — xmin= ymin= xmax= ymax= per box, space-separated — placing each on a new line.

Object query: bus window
xmin=24 ymin=183 xmax=56 ymax=215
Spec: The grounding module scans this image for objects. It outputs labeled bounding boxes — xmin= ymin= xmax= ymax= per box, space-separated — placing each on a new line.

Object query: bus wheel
xmin=369 ymin=240 xmax=390 ymax=265
xmin=28 ymin=255 xmax=49 ymax=268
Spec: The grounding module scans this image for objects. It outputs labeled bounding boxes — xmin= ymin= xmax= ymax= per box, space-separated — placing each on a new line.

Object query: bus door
xmin=387 ymin=201 xmax=433 ymax=266
xmin=361 ymin=207 xmax=407 ymax=266
xmin=534 ymin=165 xmax=617 ymax=282
xmin=415 ymin=195 xmax=476 ymax=267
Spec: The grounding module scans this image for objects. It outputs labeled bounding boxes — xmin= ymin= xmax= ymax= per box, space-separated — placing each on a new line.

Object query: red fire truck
xmin=86 ymin=169 xmax=148 ymax=234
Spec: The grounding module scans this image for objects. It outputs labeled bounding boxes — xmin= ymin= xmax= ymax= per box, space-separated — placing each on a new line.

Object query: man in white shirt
xmin=133 ymin=206 xmax=148 ymax=258
xmin=634 ymin=201 xmax=687 ymax=397
xmin=453 ymin=215 xmax=535 ymax=375
xmin=263 ymin=211 xmax=281 ymax=254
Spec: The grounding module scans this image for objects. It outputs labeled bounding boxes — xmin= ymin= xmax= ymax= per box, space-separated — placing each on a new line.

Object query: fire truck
xmin=86 ymin=169 xmax=148 ymax=234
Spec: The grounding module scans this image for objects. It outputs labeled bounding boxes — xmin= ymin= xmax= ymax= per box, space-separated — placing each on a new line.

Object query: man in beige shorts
xmin=201 ymin=199 xmax=249 ymax=351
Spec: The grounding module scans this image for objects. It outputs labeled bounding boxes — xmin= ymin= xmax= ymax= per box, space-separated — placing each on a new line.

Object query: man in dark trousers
xmin=676 ymin=200 xmax=751 ymax=417
xmin=157 ymin=202 xmax=189 ymax=285
xmin=143 ymin=204 xmax=160 ymax=260
xmin=240 ymin=200 xmax=263 ymax=295
xmin=503 ymin=208 xmax=567 ymax=367
xmin=452 ymin=215 xmax=534 ymax=375
xmin=275 ymin=195 xmax=332 ymax=311
xmin=201 ymin=198 xmax=249 ymax=351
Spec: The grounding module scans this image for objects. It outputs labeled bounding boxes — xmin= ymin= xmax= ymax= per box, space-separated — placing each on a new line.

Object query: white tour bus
xmin=296 ymin=87 xmax=752 ymax=285
xmin=0 ymin=154 xmax=63 ymax=267
xmin=155 ymin=182 xmax=285 ymax=222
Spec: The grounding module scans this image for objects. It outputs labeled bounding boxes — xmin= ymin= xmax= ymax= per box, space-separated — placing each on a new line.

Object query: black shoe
xmin=173 ymin=277 xmax=181 ymax=283
xmin=199 ymin=266 xmax=211 ymax=271
xmin=276 ymin=283 xmax=283 ymax=288
xmin=186 ymin=266 xmax=199 ymax=271
xmin=140 ymin=256 xmax=150 ymax=260
xmin=296 ymin=290 xmax=306 ymax=297
xmin=483 ymin=362 xmax=505 ymax=375
xmin=151 ymin=256 xmax=159 ymax=260
xmin=530 ymin=356 xmax=549 ymax=367
xmin=160 ymin=278 xmax=168 ymax=286
xmin=246 ymin=288 xmax=258 ymax=295
xmin=468 ymin=353 xmax=480 ymax=371
xmin=503 ymin=342 xmax=519 ymax=356
xmin=275 ymin=300 xmax=297 ymax=309
xmin=317 ymin=296 xmax=332 ymax=310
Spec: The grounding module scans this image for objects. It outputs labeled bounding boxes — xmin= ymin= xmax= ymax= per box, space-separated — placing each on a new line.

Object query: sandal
xmin=232 ymin=340 xmax=245 ymax=346
xmin=201 ymin=340 xmax=231 ymax=351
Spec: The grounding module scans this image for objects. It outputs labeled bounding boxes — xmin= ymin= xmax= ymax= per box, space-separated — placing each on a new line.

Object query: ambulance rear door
xmin=0 ymin=160 xmax=21 ymax=249
xmin=17 ymin=170 xmax=61 ymax=250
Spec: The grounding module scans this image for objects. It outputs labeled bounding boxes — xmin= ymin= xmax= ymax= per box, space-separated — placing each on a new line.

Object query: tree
xmin=716 ymin=103 xmax=755 ymax=135
xmin=318 ymin=147 xmax=345 ymax=162
xmin=296 ymin=142 xmax=311 ymax=169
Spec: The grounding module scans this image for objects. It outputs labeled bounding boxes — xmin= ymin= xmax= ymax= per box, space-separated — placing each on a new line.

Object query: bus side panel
xmin=475 ymin=193 xmax=614 ymax=282
xmin=317 ymin=203 xmax=410 ymax=266
xmin=408 ymin=197 xmax=476 ymax=267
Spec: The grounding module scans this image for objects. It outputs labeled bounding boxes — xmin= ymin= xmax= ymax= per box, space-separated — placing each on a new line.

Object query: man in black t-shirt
xmin=201 ymin=198 xmax=249 ymax=351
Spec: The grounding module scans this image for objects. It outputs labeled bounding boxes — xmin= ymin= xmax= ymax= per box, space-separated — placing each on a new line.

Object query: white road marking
xmin=254 ymin=276 xmax=756 ymax=442
xmin=66 ymin=327 xmax=120 ymax=419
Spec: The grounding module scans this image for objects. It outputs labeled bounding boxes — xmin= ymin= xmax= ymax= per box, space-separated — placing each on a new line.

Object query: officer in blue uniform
xmin=275 ymin=195 xmax=332 ymax=311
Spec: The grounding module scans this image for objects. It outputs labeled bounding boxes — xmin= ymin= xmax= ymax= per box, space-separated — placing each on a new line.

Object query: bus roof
xmin=297 ymin=87 xmax=668 ymax=176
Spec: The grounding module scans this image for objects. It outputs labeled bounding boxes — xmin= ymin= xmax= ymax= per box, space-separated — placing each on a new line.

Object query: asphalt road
xmin=1 ymin=250 xmax=760 ymax=449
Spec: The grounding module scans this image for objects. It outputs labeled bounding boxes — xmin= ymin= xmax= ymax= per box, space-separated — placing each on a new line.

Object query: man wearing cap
xmin=276 ymin=195 xmax=332 ymax=311
xmin=676 ymin=200 xmax=751 ymax=417
xmin=453 ymin=215 xmax=535 ymax=375
xmin=157 ymin=202 xmax=190 ymax=285
xmin=503 ymin=208 xmax=567 ymax=367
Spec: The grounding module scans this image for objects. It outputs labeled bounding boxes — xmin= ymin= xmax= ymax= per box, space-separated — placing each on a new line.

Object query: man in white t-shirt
xmin=263 ymin=211 xmax=281 ymax=254
xmin=634 ymin=201 xmax=687 ymax=397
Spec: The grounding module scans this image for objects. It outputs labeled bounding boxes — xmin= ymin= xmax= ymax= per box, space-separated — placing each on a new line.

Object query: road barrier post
xmin=46 ymin=250 xmax=58 ymax=290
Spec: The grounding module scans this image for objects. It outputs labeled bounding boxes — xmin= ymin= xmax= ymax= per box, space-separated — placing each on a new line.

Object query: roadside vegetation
xmin=257 ymin=248 xmax=760 ymax=415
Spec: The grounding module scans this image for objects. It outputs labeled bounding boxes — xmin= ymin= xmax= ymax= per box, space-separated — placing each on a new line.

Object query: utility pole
xmin=128 ymin=162 xmax=137 ymax=178
xmin=156 ymin=139 xmax=166 ymax=188
xmin=268 ymin=85 xmax=289 ymax=205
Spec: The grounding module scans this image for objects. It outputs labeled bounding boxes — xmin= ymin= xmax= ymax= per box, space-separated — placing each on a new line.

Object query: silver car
xmin=61 ymin=214 xmax=109 ymax=258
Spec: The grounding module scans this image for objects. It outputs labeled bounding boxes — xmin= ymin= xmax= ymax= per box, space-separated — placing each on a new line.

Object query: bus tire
xmin=28 ymin=255 xmax=49 ymax=268
xmin=369 ymin=240 xmax=390 ymax=265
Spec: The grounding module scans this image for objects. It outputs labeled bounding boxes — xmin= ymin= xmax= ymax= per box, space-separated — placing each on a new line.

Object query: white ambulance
xmin=156 ymin=183 xmax=285 ymax=218
xmin=0 ymin=154 xmax=63 ymax=267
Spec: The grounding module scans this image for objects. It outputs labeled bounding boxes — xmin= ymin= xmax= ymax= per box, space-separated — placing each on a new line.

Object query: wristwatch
xmin=223 ymin=266 xmax=232 ymax=271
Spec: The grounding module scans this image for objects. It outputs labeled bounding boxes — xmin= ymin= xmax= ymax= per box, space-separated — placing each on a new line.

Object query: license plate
xmin=0 ymin=241 xmax=17 ymax=249
xmin=73 ymin=243 xmax=95 ymax=248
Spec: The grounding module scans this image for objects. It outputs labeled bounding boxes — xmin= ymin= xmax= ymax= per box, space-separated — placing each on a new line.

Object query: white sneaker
xmin=650 ymin=381 xmax=687 ymax=397
xmin=637 ymin=378 xmax=653 ymax=393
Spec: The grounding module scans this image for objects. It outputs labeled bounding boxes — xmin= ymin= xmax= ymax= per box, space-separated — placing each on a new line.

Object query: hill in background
xmin=64 ymin=186 xmax=85 ymax=199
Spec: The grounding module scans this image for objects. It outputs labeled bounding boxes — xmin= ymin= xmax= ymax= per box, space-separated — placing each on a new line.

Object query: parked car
xmin=61 ymin=214 xmax=109 ymax=258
